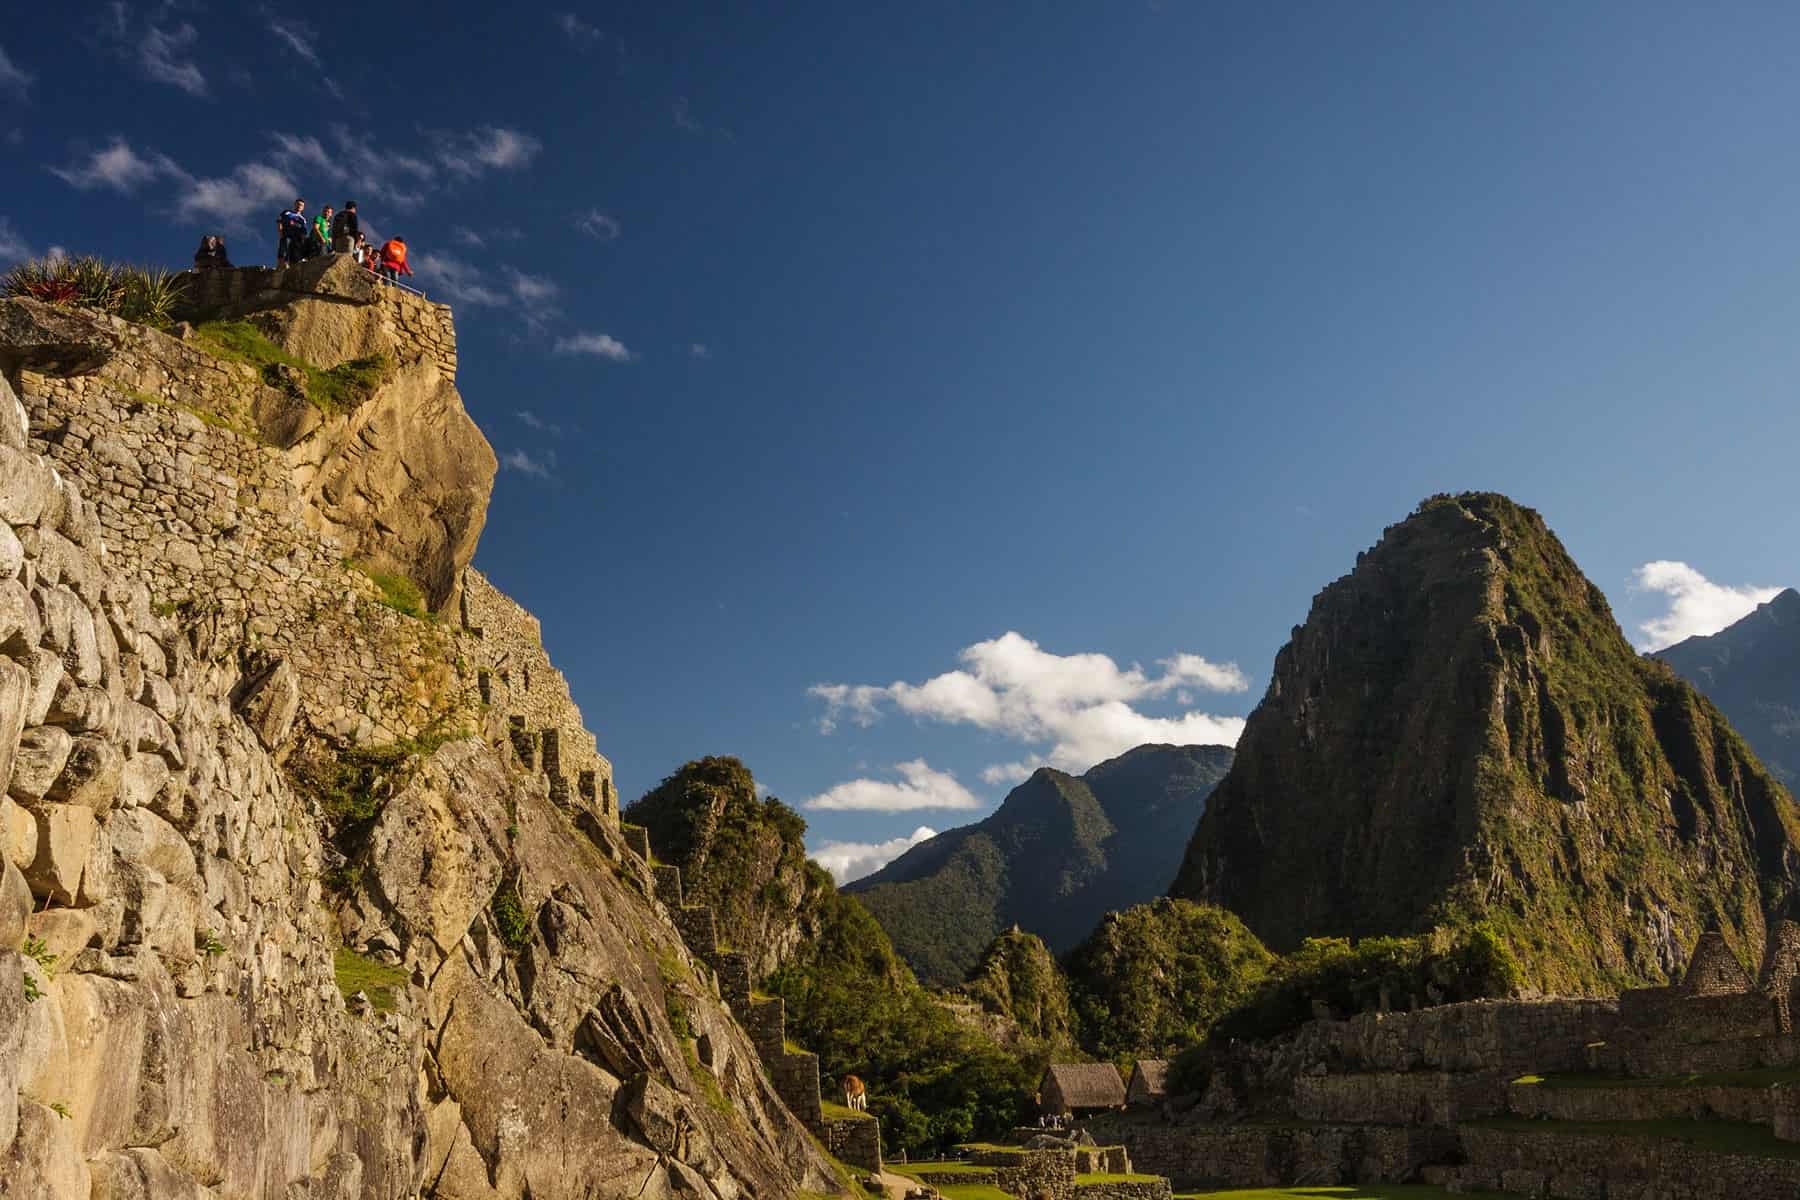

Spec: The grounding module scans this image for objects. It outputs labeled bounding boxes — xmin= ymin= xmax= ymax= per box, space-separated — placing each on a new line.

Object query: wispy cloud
xmin=453 ymin=226 xmax=485 ymax=247
xmin=575 ymin=208 xmax=621 ymax=241
xmin=500 ymin=448 xmax=556 ymax=479
xmin=803 ymin=761 xmax=980 ymax=813
xmin=555 ymin=12 xmax=604 ymax=45
xmin=267 ymin=17 xmax=320 ymax=66
xmin=50 ymin=138 xmax=182 ymax=192
xmin=554 ymin=332 xmax=634 ymax=361
xmin=179 ymin=163 xmax=299 ymax=229
xmin=0 ymin=43 xmax=32 ymax=98
xmin=811 ymin=632 xmax=1248 ymax=772
xmin=435 ymin=126 xmax=542 ymax=177
xmin=103 ymin=4 xmax=208 ymax=97
xmin=410 ymin=251 xmax=507 ymax=306
xmin=0 ymin=217 xmax=34 ymax=266
xmin=1632 ymin=561 xmax=1784 ymax=652
xmin=517 ymin=410 xmax=562 ymax=435
xmin=689 ymin=342 xmax=711 ymax=359
xmin=673 ymin=96 xmax=704 ymax=134
xmin=810 ymin=826 xmax=939 ymax=884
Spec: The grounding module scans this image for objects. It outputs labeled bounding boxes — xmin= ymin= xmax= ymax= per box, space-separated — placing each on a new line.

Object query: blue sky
xmin=4 ymin=3 xmax=1796 ymax=882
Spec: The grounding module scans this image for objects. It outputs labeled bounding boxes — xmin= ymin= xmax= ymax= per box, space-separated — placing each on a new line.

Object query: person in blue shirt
xmin=276 ymin=198 xmax=309 ymax=268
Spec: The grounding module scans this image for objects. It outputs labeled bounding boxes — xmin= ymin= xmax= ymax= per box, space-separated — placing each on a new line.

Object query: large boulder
xmin=0 ymin=298 xmax=117 ymax=379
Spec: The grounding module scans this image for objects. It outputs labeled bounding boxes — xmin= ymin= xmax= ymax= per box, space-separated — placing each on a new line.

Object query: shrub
xmin=333 ymin=947 xmax=409 ymax=1011
xmin=190 ymin=320 xmax=390 ymax=415
xmin=351 ymin=562 xmax=429 ymax=619
xmin=490 ymin=879 xmax=531 ymax=952
xmin=2 ymin=254 xmax=183 ymax=326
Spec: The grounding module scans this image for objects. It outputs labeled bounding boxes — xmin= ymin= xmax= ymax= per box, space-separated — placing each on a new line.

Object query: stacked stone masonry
xmin=628 ymin=847 xmax=883 ymax=1172
xmin=12 ymin=279 xmax=613 ymax=820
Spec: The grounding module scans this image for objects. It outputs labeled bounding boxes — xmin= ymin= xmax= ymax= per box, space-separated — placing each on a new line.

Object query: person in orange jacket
xmin=378 ymin=236 xmax=413 ymax=283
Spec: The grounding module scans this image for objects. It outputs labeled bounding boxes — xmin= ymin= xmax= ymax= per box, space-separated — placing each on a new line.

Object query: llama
xmin=841 ymin=1074 xmax=867 ymax=1112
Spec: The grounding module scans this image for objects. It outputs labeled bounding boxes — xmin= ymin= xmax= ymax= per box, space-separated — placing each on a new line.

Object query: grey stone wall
xmin=1085 ymin=1117 xmax=1453 ymax=1191
xmin=1073 ymin=1180 xmax=1169 ymax=1200
xmin=1506 ymin=1080 xmax=1771 ymax=1125
xmin=1292 ymin=1071 xmax=1509 ymax=1125
xmin=1447 ymin=1124 xmax=1800 ymax=1198
xmin=968 ymin=1146 xmax=1076 ymax=1200
xmin=818 ymin=1114 xmax=881 ymax=1172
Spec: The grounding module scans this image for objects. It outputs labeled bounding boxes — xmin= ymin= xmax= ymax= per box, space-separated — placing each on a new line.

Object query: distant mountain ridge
xmin=1656 ymin=588 xmax=1800 ymax=787
xmin=847 ymin=743 xmax=1234 ymax=986
xmin=1169 ymin=493 xmax=1800 ymax=993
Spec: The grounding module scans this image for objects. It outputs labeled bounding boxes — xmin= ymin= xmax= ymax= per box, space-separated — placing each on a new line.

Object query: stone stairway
xmin=628 ymin=838 xmax=883 ymax=1173
xmin=506 ymin=713 xmax=612 ymax=819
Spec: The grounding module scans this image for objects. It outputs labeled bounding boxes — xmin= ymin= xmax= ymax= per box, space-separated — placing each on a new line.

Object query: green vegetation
xmin=851 ymin=746 xmax=1234 ymax=987
xmin=1066 ymin=898 xmax=1273 ymax=1061
xmin=333 ymin=947 xmax=409 ymax=1012
xmin=3 ymin=253 xmax=183 ymax=326
xmin=48 ymin=1102 xmax=71 ymax=1121
xmin=22 ymin=973 xmax=42 ymax=1004
xmin=350 ymin=560 xmax=430 ymax=619
xmin=960 ymin=927 xmax=1077 ymax=1049
xmin=23 ymin=936 xmax=56 ymax=974
xmin=885 ymin=1163 xmax=1011 ymax=1200
xmin=190 ymin=320 xmax=389 ymax=415
xmin=293 ymin=719 xmax=467 ymax=832
xmin=1469 ymin=1115 xmax=1800 ymax=1160
xmin=625 ymin=757 xmax=823 ymax=962
xmin=490 ymin=880 xmax=531 ymax=953
xmin=198 ymin=929 xmax=227 ymax=957
xmin=1174 ymin=1188 xmax=1525 ymax=1199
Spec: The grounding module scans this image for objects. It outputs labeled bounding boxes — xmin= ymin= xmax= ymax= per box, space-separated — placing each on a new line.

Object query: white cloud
xmin=810 ymin=826 xmax=938 ymax=885
xmin=453 ymin=227 xmax=485 ymax=247
xmin=137 ymin=20 xmax=207 ymax=96
xmin=556 ymin=13 xmax=604 ymax=44
xmin=51 ymin=139 xmax=180 ymax=192
xmin=0 ymin=217 xmax=33 ymax=266
xmin=0 ymin=43 xmax=32 ymax=97
xmin=689 ymin=342 xmax=711 ymax=359
xmin=436 ymin=126 xmax=541 ymax=176
xmin=811 ymin=632 xmax=1249 ymax=773
xmin=410 ymin=251 xmax=506 ymax=306
xmin=1633 ymin=561 xmax=1783 ymax=652
xmin=980 ymin=761 xmax=1036 ymax=787
xmin=555 ymin=332 xmax=633 ymax=361
xmin=178 ymin=163 xmax=299 ymax=229
xmin=575 ymin=208 xmax=621 ymax=240
xmin=673 ymin=96 xmax=703 ymax=134
xmin=268 ymin=19 xmax=320 ymax=66
xmin=803 ymin=760 xmax=981 ymax=813
xmin=517 ymin=410 xmax=561 ymax=434
xmin=500 ymin=448 xmax=555 ymax=478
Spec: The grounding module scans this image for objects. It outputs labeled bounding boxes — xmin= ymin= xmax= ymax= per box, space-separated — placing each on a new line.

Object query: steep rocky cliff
xmin=1170 ymin=493 xmax=1800 ymax=994
xmin=1658 ymin=588 xmax=1800 ymax=788
xmin=0 ymin=277 xmax=847 ymax=1199
xmin=850 ymin=744 xmax=1233 ymax=986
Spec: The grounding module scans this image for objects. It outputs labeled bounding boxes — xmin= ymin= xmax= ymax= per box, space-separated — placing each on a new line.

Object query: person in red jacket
xmin=378 ymin=237 xmax=413 ymax=284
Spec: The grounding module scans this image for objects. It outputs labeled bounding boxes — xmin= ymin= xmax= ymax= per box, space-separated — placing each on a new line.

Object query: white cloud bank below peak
xmin=810 ymin=826 xmax=938 ymax=884
xmin=809 ymin=631 xmax=1249 ymax=774
xmin=1632 ymin=561 xmax=1783 ymax=652
xmin=802 ymin=759 xmax=980 ymax=813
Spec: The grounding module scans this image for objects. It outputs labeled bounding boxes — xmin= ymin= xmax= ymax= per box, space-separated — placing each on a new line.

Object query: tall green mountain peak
xmin=1170 ymin=492 xmax=1800 ymax=994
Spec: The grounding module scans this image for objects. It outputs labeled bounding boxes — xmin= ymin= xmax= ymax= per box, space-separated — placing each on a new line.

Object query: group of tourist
xmin=1033 ymin=1112 xmax=1072 ymax=1131
xmin=189 ymin=196 xmax=415 ymax=286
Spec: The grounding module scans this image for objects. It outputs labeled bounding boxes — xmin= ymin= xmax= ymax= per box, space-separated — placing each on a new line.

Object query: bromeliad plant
xmin=2 ymin=254 xmax=184 ymax=327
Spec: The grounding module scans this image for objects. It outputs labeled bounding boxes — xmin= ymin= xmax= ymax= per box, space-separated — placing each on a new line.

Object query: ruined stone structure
xmin=636 ymin=848 xmax=883 ymax=1173
xmin=1087 ymin=926 xmax=1800 ymax=1198
xmin=0 ymin=282 xmax=851 ymax=1198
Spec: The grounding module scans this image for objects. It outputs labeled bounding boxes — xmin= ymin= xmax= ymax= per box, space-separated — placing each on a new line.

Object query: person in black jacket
xmin=330 ymin=201 xmax=360 ymax=253
xmin=193 ymin=234 xmax=232 ymax=269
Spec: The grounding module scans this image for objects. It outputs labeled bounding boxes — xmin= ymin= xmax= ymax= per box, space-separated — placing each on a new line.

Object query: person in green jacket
xmin=310 ymin=205 xmax=335 ymax=256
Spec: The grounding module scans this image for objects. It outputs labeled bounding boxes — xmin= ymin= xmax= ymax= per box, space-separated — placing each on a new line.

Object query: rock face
xmin=850 ymin=744 xmax=1234 ymax=986
xmin=1169 ymin=493 xmax=1800 ymax=993
xmin=176 ymin=258 xmax=495 ymax=613
xmin=0 ymin=286 xmax=844 ymax=1196
xmin=1658 ymin=588 xmax=1800 ymax=788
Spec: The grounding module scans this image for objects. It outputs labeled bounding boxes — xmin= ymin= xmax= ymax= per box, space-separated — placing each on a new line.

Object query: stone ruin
xmin=1083 ymin=923 xmax=1800 ymax=1199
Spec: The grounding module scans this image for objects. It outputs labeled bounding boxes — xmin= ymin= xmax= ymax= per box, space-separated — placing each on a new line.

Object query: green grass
xmin=348 ymin=560 xmax=430 ymax=619
xmin=1469 ymin=1116 xmax=1800 ymax=1160
xmin=819 ymin=1099 xmax=875 ymax=1121
xmin=333 ymin=948 xmax=409 ymax=1011
xmin=190 ymin=320 xmax=389 ymax=415
xmin=1174 ymin=1189 xmax=1525 ymax=1199
xmin=936 ymin=1187 xmax=1013 ymax=1200
xmin=1514 ymin=1066 xmax=1800 ymax=1089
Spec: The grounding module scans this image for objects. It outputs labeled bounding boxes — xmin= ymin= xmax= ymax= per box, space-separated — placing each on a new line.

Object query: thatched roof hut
xmin=1038 ymin=1063 xmax=1126 ymax=1115
xmin=1125 ymin=1059 xmax=1168 ymax=1106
